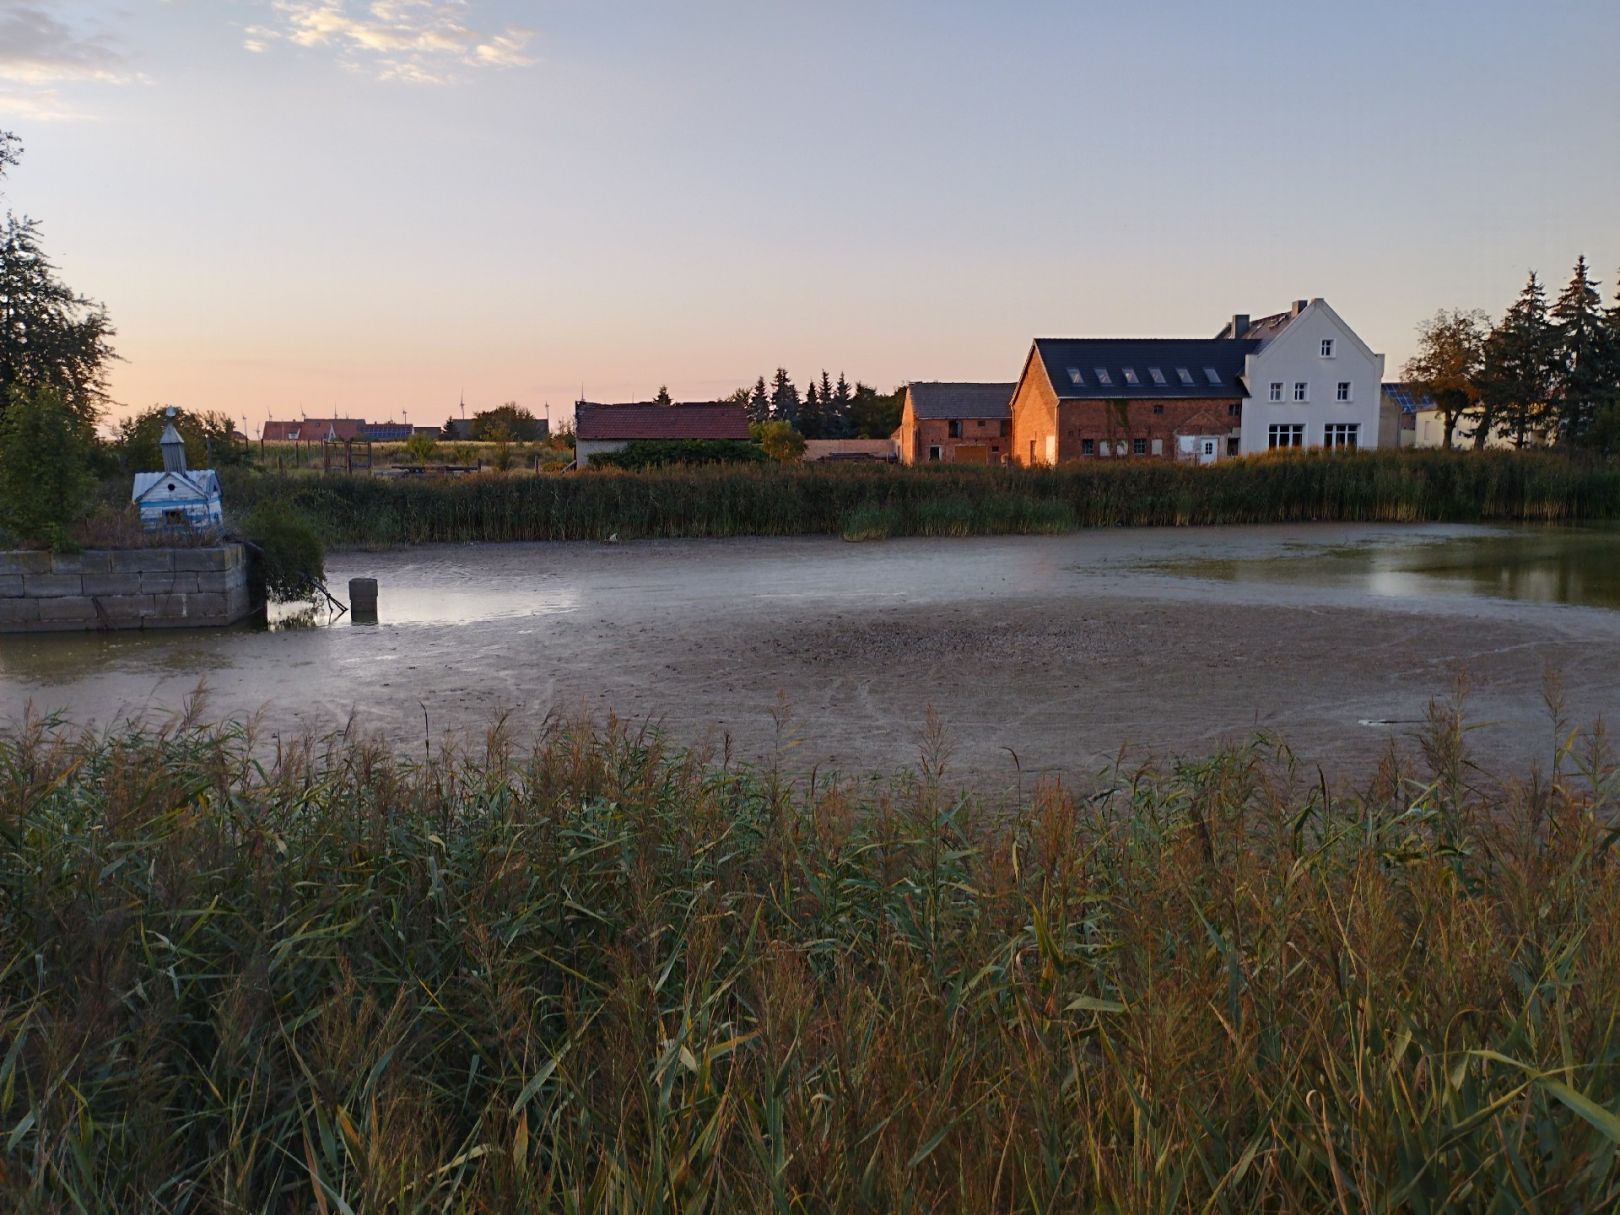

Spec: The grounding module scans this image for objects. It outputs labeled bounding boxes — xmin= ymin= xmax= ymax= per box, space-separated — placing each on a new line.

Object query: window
xmin=1151 ymin=438 xmax=1164 ymax=456
xmin=1133 ymin=437 xmax=1147 ymax=455
xmin=1293 ymin=382 xmax=1308 ymax=402
xmin=1321 ymin=339 xmax=1335 ymax=358
xmin=1269 ymin=382 xmax=1283 ymax=402
xmin=1228 ymin=403 xmax=1242 ymax=418
xmin=1268 ymin=424 xmax=1305 ymax=449
xmin=1152 ymin=403 xmax=1164 ymax=415
xmin=1122 ymin=367 xmax=1140 ymax=385
xmin=1082 ymin=438 xmax=1095 ymax=455
xmin=1177 ymin=368 xmax=1194 ymax=386
xmin=1324 ymin=423 xmax=1359 ymax=449
xmin=1094 ymin=368 xmax=1112 ymax=386
xmin=1204 ymin=368 xmax=1222 ymax=385
xmin=1068 ymin=367 xmax=1084 ymax=385
xmin=928 ymin=445 xmax=942 ymax=461
xmin=999 ymin=420 xmax=1010 ymax=437
xmin=948 ymin=420 xmax=962 ymax=438
xmin=1148 ymin=367 xmax=1166 ymax=385
xmin=1336 ymin=382 xmax=1351 ymax=402
xmin=1028 ymin=440 xmax=1035 ymax=463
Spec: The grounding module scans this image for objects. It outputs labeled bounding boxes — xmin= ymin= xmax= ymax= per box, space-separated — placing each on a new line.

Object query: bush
xmin=589 ymin=439 xmax=767 ymax=470
xmin=0 ymin=385 xmax=96 ymax=549
xmin=240 ymin=501 xmax=325 ymax=602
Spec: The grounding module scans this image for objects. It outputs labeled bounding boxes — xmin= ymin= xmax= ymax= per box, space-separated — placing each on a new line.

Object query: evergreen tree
xmin=1549 ymin=256 xmax=1610 ymax=444
xmin=802 ymin=381 xmax=823 ymax=438
xmin=653 ymin=385 xmax=673 ymax=407
xmin=746 ymin=376 xmax=770 ymax=426
xmin=849 ymin=382 xmax=904 ymax=438
xmin=1403 ymin=309 xmax=1487 ymax=449
xmin=831 ymin=372 xmax=854 ymax=438
xmin=1478 ymin=272 xmax=1555 ymax=448
xmin=0 ymin=133 xmax=116 ymax=431
xmin=769 ymin=367 xmax=800 ymax=427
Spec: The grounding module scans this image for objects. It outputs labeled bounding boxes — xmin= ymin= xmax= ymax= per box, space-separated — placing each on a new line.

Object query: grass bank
xmin=3 ymin=701 xmax=1618 ymax=1209
xmin=218 ymin=450 xmax=1620 ymax=546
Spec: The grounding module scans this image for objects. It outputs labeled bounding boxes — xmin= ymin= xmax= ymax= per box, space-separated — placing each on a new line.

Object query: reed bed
xmin=2 ymin=697 xmax=1618 ymax=1211
xmin=217 ymin=450 xmax=1620 ymax=547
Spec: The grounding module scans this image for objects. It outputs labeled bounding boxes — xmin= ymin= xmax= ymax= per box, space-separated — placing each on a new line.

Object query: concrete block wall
xmin=0 ymin=545 xmax=258 ymax=633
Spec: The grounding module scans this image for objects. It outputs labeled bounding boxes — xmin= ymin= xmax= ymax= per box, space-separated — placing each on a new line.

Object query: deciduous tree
xmin=1403 ymin=308 xmax=1487 ymax=449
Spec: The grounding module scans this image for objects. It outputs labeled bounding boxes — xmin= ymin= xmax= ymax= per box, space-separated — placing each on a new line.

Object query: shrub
xmin=239 ymin=501 xmax=325 ymax=602
xmin=590 ymin=439 xmax=767 ymax=470
xmin=0 ymin=385 xmax=96 ymax=549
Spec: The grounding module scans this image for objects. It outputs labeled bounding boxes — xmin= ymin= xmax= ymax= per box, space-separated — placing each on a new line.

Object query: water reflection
xmin=1176 ymin=526 xmax=1620 ymax=609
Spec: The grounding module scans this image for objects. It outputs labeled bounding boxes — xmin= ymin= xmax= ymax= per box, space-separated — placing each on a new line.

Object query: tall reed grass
xmin=3 ymin=696 xmax=1618 ymax=1210
xmin=219 ymin=450 xmax=1620 ymax=547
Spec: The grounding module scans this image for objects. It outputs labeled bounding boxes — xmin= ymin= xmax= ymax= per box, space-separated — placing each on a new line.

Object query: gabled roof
xmin=1381 ymin=382 xmax=1435 ymax=414
xmin=1032 ymin=338 xmax=1258 ymax=400
xmin=132 ymin=469 xmax=220 ymax=502
xmin=574 ymin=401 xmax=751 ymax=442
xmin=906 ymin=382 xmax=1015 ymax=420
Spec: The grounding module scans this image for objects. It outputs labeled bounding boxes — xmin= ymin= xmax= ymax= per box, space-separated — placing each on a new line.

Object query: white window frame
xmin=1323 ymin=423 xmax=1359 ymax=450
xmin=1268 ymin=382 xmax=1283 ymax=402
xmin=1268 ymin=423 xmax=1305 ymax=449
xmin=928 ymin=445 xmax=942 ymax=462
xmin=1336 ymin=382 xmax=1351 ymax=402
xmin=1293 ymin=382 xmax=1309 ymax=402
xmin=1321 ymin=339 xmax=1335 ymax=358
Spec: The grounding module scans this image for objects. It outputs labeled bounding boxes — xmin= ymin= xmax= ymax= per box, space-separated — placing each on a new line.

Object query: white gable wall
xmin=1239 ymin=301 xmax=1385 ymax=453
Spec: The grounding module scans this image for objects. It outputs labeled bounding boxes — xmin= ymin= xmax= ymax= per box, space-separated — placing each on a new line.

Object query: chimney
xmin=1229 ymin=314 xmax=1249 ymax=338
xmin=1292 ymin=299 xmax=1309 ymax=317
xmin=160 ymin=407 xmax=187 ymax=474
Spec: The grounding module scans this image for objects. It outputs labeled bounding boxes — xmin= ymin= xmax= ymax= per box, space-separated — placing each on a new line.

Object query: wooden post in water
xmin=349 ymin=577 xmax=378 ymax=622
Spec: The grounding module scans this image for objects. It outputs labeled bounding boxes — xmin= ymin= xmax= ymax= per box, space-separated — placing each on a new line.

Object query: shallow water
xmin=4 ymin=523 xmax=1618 ymax=781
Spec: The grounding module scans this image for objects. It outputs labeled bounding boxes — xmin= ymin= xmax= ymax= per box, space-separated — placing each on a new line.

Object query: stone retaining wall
xmin=0 ymin=545 xmax=258 ymax=633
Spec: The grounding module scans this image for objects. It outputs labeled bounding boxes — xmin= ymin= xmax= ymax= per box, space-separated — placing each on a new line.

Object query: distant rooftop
xmin=574 ymin=400 xmax=751 ymax=442
xmin=907 ymin=382 xmax=1016 ymax=420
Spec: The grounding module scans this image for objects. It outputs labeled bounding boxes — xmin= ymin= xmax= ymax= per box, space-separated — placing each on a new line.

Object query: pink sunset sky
xmin=3 ymin=1 xmax=1617 ymax=436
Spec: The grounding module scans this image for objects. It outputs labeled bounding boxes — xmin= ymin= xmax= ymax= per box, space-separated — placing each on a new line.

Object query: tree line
xmin=721 ymin=370 xmax=904 ymax=440
xmin=1405 ymin=257 xmax=1620 ymax=451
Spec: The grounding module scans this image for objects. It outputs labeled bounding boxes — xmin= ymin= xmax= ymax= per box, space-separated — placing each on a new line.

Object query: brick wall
xmin=1052 ymin=398 xmax=1242 ymax=462
xmin=906 ymin=417 xmax=1012 ymax=464
xmin=1010 ymin=352 xmax=1060 ymax=465
xmin=0 ymin=545 xmax=257 ymax=633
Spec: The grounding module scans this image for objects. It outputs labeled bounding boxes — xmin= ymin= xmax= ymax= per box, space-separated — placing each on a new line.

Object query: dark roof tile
xmin=907 ymin=382 xmax=1015 ymax=420
xmin=575 ymin=401 xmax=751 ymax=442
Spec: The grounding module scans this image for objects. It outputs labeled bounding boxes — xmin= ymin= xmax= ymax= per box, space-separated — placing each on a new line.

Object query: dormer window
xmin=1148 ymin=368 xmax=1166 ymax=385
xmin=1321 ymin=339 xmax=1335 ymax=358
xmin=1122 ymin=368 xmax=1140 ymax=385
xmin=1095 ymin=368 xmax=1112 ymax=386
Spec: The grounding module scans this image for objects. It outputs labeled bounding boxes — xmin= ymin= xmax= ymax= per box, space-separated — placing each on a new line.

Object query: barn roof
xmin=906 ymin=382 xmax=1015 ymax=420
xmin=574 ymin=401 xmax=751 ymax=442
xmin=1031 ymin=338 xmax=1259 ymax=400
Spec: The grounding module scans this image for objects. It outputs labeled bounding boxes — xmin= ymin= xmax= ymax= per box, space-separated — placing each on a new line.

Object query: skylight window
xmin=1094 ymin=368 xmax=1112 ymax=386
xmin=1176 ymin=368 xmax=1194 ymax=386
xmin=1068 ymin=368 xmax=1084 ymax=385
xmin=1149 ymin=368 xmax=1166 ymax=385
xmin=1122 ymin=368 xmax=1140 ymax=385
xmin=1204 ymin=368 xmax=1222 ymax=386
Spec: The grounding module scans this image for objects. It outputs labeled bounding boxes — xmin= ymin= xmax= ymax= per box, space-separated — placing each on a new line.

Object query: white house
xmin=1218 ymin=300 xmax=1386 ymax=455
xmin=132 ymin=412 xmax=224 ymax=530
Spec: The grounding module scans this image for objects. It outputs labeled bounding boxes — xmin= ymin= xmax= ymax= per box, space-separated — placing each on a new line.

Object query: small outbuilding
xmin=132 ymin=410 xmax=223 ymax=531
xmin=573 ymin=400 xmax=752 ymax=467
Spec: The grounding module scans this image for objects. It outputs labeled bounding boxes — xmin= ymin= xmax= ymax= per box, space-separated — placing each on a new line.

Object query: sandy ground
xmin=3 ymin=525 xmax=1618 ymax=787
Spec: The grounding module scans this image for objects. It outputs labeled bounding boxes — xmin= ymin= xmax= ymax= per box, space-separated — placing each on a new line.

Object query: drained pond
xmin=4 ymin=522 xmax=1618 ymax=782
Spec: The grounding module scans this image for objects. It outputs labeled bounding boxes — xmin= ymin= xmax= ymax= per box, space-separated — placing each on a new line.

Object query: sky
xmin=2 ymin=0 xmax=1618 ymax=436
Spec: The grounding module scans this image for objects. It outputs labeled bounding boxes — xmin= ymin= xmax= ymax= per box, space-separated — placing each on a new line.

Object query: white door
xmin=1199 ymin=439 xmax=1217 ymax=465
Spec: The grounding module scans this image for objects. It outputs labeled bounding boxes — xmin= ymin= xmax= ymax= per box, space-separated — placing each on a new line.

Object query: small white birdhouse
xmin=131 ymin=407 xmax=224 ymax=531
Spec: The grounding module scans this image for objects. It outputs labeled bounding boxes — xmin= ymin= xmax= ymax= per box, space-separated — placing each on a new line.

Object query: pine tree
xmin=653 ymin=385 xmax=673 ymax=407
xmin=769 ymin=368 xmax=800 ymax=427
xmin=1549 ymin=256 xmax=1608 ymax=444
xmin=831 ymin=372 xmax=854 ymax=438
xmin=1478 ymin=272 xmax=1555 ymax=448
xmin=802 ymin=381 xmax=823 ymax=438
xmin=746 ymin=376 xmax=770 ymax=426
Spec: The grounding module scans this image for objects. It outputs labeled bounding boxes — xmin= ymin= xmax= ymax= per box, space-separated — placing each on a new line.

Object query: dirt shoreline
xmin=4 ymin=526 xmax=1618 ymax=788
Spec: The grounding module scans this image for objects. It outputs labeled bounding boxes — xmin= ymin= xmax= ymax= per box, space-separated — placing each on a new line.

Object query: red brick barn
xmin=1009 ymin=339 xmax=1256 ymax=465
xmin=898 ymin=382 xmax=1016 ymax=465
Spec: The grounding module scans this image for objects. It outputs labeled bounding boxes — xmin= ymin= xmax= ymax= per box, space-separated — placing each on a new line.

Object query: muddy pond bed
xmin=3 ymin=522 xmax=1617 ymax=785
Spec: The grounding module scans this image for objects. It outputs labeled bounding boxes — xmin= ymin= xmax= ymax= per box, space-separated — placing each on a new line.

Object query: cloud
xmin=0 ymin=3 xmax=138 ymax=87
xmin=246 ymin=1 xmax=536 ymax=83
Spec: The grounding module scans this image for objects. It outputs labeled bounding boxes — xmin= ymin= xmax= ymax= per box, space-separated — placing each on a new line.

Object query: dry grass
xmin=2 ymin=691 xmax=1618 ymax=1211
